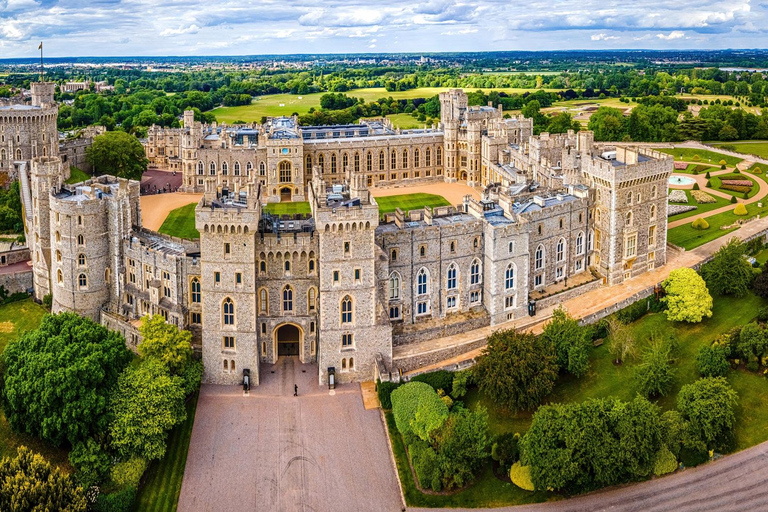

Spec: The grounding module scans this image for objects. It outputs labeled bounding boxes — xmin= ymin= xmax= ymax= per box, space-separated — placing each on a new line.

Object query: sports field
xmin=375 ymin=193 xmax=451 ymax=215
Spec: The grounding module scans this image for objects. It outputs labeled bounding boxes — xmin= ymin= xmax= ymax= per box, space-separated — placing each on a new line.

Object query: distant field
xmin=654 ymin=147 xmax=743 ymax=166
xmin=384 ymin=113 xmax=430 ymax=129
xmin=210 ymin=86 xmax=563 ymax=124
xmin=158 ymin=203 xmax=199 ymax=240
xmin=376 ymin=193 xmax=451 ymax=215
xmin=263 ymin=201 xmax=311 ymax=215
xmin=711 ymin=141 xmax=768 ymax=159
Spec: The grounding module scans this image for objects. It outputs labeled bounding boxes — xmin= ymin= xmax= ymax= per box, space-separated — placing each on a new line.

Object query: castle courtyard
xmin=177 ymin=357 xmax=402 ymax=512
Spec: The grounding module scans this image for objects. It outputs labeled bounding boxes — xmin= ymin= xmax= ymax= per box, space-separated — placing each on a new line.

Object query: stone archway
xmin=459 ymin=170 xmax=468 ymax=181
xmin=280 ymin=187 xmax=292 ymax=202
xmin=275 ymin=323 xmax=301 ymax=356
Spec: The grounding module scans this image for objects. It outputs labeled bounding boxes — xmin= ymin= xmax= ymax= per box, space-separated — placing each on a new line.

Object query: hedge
xmin=410 ymin=370 xmax=454 ymax=393
xmin=409 ymin=440 xmax=441 ymax=491
xmin=510 ymin=462 xmax=535 ymax=491
xmin=616 ymin=298 xmax=649 ymax=324
xmin=377 ymin=380 xmax=401 ymax=410
xmin=653 ymin=446 xmax=678 ymax=476
xmin=391 ymin=381 xmax=441 ymax=439
xmin=94 ymin=487 xmax=136 ymax=512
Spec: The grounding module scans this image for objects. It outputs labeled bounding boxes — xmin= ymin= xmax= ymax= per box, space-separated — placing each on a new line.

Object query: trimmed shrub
xmin=744 ymin=191 xmax=750 ymax=199
xmin=691 ymin=218 xmax=709 ymax=230
xmin=94 ymin=487 xmax=136 ymax=512
xmin=696 ymin=345 xmax=730 ymax=377
xmin=391 ymin=381 xmax=446 ymax=441
xmin=706 ymin=179 xmax=712 ymax=187
xmin=719 ymin=159 xmax=727 ymax=165
xmin=377 ymin=380 xmax=400 ymax=410
xmin=692 ymin=182 xmax=700 ymax=190
xmin=510 ymin=462 xmax=535 ymax=491
xmin=734 ymin=203 xmax=748 ymax=215
xmin=411 ymin=370 xmax=454 ymax=393
xmin=734 ymin=169 xmax=741 ymax=174
xmin=753 ymin=166 xmax=762 ymax=174
xmin=692 ymin=154 xmax=701 ymax=161
xmin=731 ymin=195 xmax=738 ymax=204
xmin=111 ymin=457 xmax=148 ymax=489
xmin=653 ymin=445 xmax=678 ymax=476
xmin=409 ymin=440 xmax=441 ymax=491
xmin=705 ymin=171 xmax=711 ymax=179
xmin=616 ymin=297 xmax=649 ymax=324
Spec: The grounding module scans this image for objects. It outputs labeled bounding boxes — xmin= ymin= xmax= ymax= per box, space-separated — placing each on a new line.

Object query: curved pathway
xmin=410 ymin=439 xmax=768 ymax=512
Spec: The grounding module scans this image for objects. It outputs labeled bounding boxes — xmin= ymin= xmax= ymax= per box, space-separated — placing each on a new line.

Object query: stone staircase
xmin=16 ymin=162 xmax=33 ymax=223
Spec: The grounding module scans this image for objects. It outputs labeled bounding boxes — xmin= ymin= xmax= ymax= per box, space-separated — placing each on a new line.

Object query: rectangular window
xmin=447 ymin=296 xmax=457 ymax=309
xmin=261 ymin=323 xmax=267 ymax=335
xmin=648 ymin=226 xmax=656 ymax=247
xmin=556 ymin=267 xmax=564 ymax=279
xmin=505 ymin=296 xmax=515 ymax=309
xmin=575 ymin=259 xmax=583 ymax=271
xmin=354 ymin=269 xmax=361 ymax=281
xmin=470 ymin=291 xmax=481 ymax=304
xmin=333 ymin=270 xmax=339 ymax=283
xmin=224 ymin=243 xmax=231 ymax=255
xmin=508 ymin=241 xmax=514 ymax=254
xmin=342 ymin=333 xmax=353 ymax=348
xmin=535 ymin=275 xmax=543 ymax=287
xmin=223 ymin=336 xmax=235 ymax=349
xmin=190 ymin=312 xmax=201 ymax=325
xmin=417 ymin=301 xmax=428 ymax=315
xmin=235 ymin=273 xmax=242 ymax=285
xmin=344 ymin=242 xmax=350 ymax=254
xmin=214 ymin=271 xmax=221 ymax=283
xmin=625 ymin=235 xmax=637 ymax=258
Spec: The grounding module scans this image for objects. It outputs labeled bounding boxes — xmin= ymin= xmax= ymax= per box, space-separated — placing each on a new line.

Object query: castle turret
xmin=29 ymin=156 xmax=62 ymax=302
xmin=30 ymin=82 xmax=55 ymax=107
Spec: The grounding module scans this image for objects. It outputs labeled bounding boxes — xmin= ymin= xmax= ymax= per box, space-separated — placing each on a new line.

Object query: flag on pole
xmin=38 ymin=42 xmax=42 ymax=50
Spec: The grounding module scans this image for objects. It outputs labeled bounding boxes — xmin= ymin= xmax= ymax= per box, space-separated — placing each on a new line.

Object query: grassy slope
xmin=65 ymin=166 xmax=90 ymax=185
xmin=263 ymin=202 xmax=312 ymax=215
xmin=0 ymin=300 xmax=70 ymax=469
xmin=654 ymin=147 xmax=743 ymax=167
xmin=134 ymin=391 xmax=199 ymax=512
xmin=158 ymin=203 xmax=200 ymax=240
xmin=375 ymin=193 xmax=451 ymax=215
xmin=394 ymin=292 xmax=768 ymax=508
xmin=711 ymin=142 xmax=768 ymax=159
xmin=668 ymin=190 xmax=732 ymax=222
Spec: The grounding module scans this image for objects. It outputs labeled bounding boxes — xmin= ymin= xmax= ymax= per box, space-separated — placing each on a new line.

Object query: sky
xmin=0 ymin=0 xmax=765 ymax=57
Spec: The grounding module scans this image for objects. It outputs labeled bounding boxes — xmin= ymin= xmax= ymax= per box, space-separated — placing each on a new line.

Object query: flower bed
xmin=720 ymin=180 xmax=753 ymax=187
xmin=668 ymin=190 xmax=688 ymax=203
xmin=668 ymin=204 xmax=698 ymax=216
xmin=674 ymin=161 xmax=688 ymax=170
xmin=720 ymin=184 xmax=752 ymax=193
xmin=691 ymin=190 xmax=717 ymax=204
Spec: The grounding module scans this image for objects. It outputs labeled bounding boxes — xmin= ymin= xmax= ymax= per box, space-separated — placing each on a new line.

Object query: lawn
xmin=708 ymin=172 xmax=759 ymax=198
xmin=158 ymin=203 xmax=199 ymax=240
xmin=668 ymin=197 xmax=768 ymax=250
xmin=384 ymin=113 xmax=430 ymax=130
xmin=390 ymin=291 xmax=768 ymax=507
xmin=0 ymin=299 xmax=70 ymax=470
xmin=134 ymin=391 xmax=199 ymax=512
xmin=711 ymin=142 xmax=768 ymax=159
xmin=654 ymin=147 xmax=743 ymax=167
xmin=667 ymin=190 xmax=731 ymax=222
xmin=263 ymin=201 xmax=311 ymax=215
xmin=375 ymin=193 xmax=451 ymax=215
xmin=65 ymin=166 xmax=90 ymax=185
xmin=673 ymin=163 xmax=718 ymax=174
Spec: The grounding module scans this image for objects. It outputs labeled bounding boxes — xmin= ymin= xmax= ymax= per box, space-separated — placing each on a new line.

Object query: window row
xmin=308 ymin=147 xmax=443 ymax=174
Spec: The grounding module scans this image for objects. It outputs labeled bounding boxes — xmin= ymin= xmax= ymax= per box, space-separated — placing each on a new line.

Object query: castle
xmin=17 ymin=86 xmax=673 ymax=386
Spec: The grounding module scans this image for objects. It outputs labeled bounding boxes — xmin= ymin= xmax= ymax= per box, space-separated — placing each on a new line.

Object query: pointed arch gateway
xmin=275 ymin=323 xmax=303 ymax=357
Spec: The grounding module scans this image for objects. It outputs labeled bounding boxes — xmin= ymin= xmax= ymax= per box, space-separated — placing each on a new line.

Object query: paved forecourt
xmin=177 ymin=357 xmax=403 ymax=512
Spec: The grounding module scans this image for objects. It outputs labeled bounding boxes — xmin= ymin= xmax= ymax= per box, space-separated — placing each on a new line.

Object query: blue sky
xmin=0 ymin=0 xmax=764 ymax=57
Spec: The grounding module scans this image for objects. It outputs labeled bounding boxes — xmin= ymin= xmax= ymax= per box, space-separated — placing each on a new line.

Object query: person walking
xmin=294 ymin=384 xmax=298 ymax=397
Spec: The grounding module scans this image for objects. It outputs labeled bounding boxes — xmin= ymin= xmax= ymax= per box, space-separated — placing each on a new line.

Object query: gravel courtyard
xmin=177 ymin=358 xmax=403 ymax=512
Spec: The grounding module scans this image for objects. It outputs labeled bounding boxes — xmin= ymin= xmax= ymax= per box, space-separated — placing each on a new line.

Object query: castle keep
xmin=22 ymin=88 xmax=673 ymax=386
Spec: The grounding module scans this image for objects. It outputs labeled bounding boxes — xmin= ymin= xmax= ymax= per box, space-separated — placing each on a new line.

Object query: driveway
xmin=177 ymin=357 xmax=403 ymax=512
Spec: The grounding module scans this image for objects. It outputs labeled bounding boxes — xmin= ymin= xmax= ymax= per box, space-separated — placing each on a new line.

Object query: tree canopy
xmin=700 ymin=239 xmax=754 ymax=297
xmin=86 ymin=131 xmax=148 ymax=181
xmin=1 ymin=313 xmax=132 ymax=447
xmin=662 ymin=268 xmax=713 ymax=323
xmin=677 ymin=377 xmax=738 ymax=452
xmin=540 ymin=307 xmax=590 ymax=377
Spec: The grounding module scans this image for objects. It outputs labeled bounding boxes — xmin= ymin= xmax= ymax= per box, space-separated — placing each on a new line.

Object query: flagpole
xmin=39 ymin=42 xmax=43 ymax=82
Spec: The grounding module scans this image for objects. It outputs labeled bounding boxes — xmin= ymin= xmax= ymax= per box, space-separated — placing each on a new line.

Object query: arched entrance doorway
xmin=280 ymin=187 xmax=292 ymax=202
xmin=276 ymin=324 xmax=301 ymax=356
xmin=459 ymin=170 xmax=468 ymax=181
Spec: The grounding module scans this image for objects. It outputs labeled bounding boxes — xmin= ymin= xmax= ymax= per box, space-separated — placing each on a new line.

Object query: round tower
xmin=29 ymin=156 xmax=63 ymax=302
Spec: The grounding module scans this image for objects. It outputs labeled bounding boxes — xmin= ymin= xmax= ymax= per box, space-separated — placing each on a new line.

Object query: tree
xmin=540 ymin=307 xmax=589 ymax=377
xmin=109 ymin=359 xmax=187 ymax=461
xmin=86 ymin=131 xmax=148 ymax=181
xmin=545 ymin=112 xmax=580 ymax=134
xmin=0 ymin=447 xmax=87 ymax=512
xmin=606 ymin=316 xmax=635 ymax=364
xmin=390 ymin=382 xmax=447 ymax=442
xmin=138 ymin=314 xmax=194 ymax=375
xmin=1 ymin=313 xmax=132 ymax=447
xmin=677 ymin=377 xmax=738 ymax=452
xmin=700 ymin=239 xmax=754 ymax=297
xmin=753 ymin=271 xmax=768 ymax=299
xmin=432 ymin=407 xmax=491 ymax=490
xmin=634 ymin=337 xmax=676 ymax=398
xmin=69 ymin=438 xmax=111 ymax=489
xmin=473 ymin=330 xmax=558 ymax=412
xmin=588 ymin=106 xmax=626 ymax=141
xmin=738 ymin=322 xmax=768 ymax=363
xmin=662 ymin=268 xmax=713 ymax=323
xmin=696 ymin=345 xmax=730 ymax=378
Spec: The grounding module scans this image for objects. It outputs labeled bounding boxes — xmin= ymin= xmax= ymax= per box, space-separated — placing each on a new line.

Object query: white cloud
xmin=159 ymin=24 xmax=200 ymax=37
xmin=591 ymin=33 xmax=619 ymax=41
xmin=656 ymin=30 xmax=685 ymax=40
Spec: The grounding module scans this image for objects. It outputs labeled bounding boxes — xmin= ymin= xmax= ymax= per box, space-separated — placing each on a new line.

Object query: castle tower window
xmin=391 ymin=249 xmax=398 ymax=261
xmin=234 ymin=162 xmax=240 ymax=176
xmin=419 ymin=245 xmax=426 ymax=257
xmin=55 ymin=231 xmax=61 ymax=243
xmin=246 ymin=161 xmax=253 ymax=175
xmin=222 ymin=162 xmax=228 ymax=175
xmin=42 ymin=147 xmax=47 ymax=157
xmin=470 ymin=259 xmax=481 ymax=285
xmin=342 ymin=153 xmax=349 ymax=171
xmin=649 ymin=226 xmax=657 ymax=247
xmin=349 ymin=357 xmax=354 ymax=370
xmin=425 ymin=147 xmax=431 ymax=167
xmin=389 ymin=306 xmax=400 ymax=319
xmin=305 ymin=154 xmax=312 ymax=172
xmin=191 ymin=278 xmax=201 ymax=303
xmin=354 ymin=152 xmax=360 ymax=172
xmin=367 ymin=152 xmax=373 ymax=172
xmin=308 ymin=288 xmax=316 ymax=313
xmin=78 ymin=274 xmax=87 ymax=289
xmin=390 ymin=150 xmax=397 ymax=170
xmin=284 ymin=260 xmax=291 ymax=274
xmin=588 ymin=230 xmax=594 ymax=251
xmin=231 ymin=360 xmax=235 ymax=372
xmin=15 ymin=149 xmax=21 ymax=160
xmin=447 ymin=264 xmax=458 ymax=290
xmin=308 ymin=259 xmax=315 ymax=273
xmin=222 ymin=297 xmax=235 ymax=326
xmin=279 ymin=161 xmax=291 ymax=183
xmin=437 ymin=146 xmax=443 ymax=165
xmin=0 ymin=149 xmax=5 ymax=160
xmin=260 ymin=261 xmax=266 ymax=273
xmin=625 ymin=235 xmax=637 ymax=259
xmin=389 ymin=273 xmax=401 ymax=300
xmin=283 ymin=286 xmax=293 ymax=312
xmin=651 ymin=185 xmax=658 ymax=199
xmin=342 ymin=333 xmax=353 ymax=349
xmin=341 ymin=358 xmax=347 ymax=370
xmin=402 ymin=149 xmax=408 ymax=169
xmin=259 ymin=288 xmax=268 ymax=313
xmin=259 ymin=162 xmax=266 ymax=176
xmin=57 ymin=269 xmax=63 ymax=284
xmin=341 ymin=296 xmax=353 ymax=324
xmin=224 ymin=360 xmax=228 ymax=372
xmin=626 ymin=212 xmax=633 ymax=227
xmin=379 ymin=151 xmax=385 ymax=171
xmin=535 ymin=245 xmax=545 ymax=270
xmin=77 ymin=215 xmax=82 ymax=225
xmin=414 ymin=149 xmax=420 ymax=168
xmin=626 ymin=192 xmax=632 ymax=205
xmin=450 ymin=241 xmax=456 ymax=253
xmin=197 ymin=161 xmax=204 ymax=175
xmin=210 ymin=162 xmax=216 ymax=175
xmin=557 ymin=238 xmax=566 ymax=262
xmin=417 ymin=268 xmax=429 ymax=295
xmin=77 ymin=234 xmax=84 ymax=245
xmin=505 ymin=263 xmax=515 ymax=290
xmin=56 ymin=250 xmax=61 ymax=262
xmin=576 ymin=232 xmax=584 ymax=255
xmin=650 ymin=204 xmax=657 ymax=220
xmin=78 ymin=254 xmax=86 ymax=266
xmin=318 ymin=154 xmax=324 ymax=173
xmin=330 ymin=154 xmax=338 ymax=173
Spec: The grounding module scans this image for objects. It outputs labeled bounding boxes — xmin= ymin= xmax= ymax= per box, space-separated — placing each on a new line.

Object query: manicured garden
xmin=708 ymin=173 xmax=759 ymax=198
xmin=382 ymin=240 xmax=768 ymax=507
xmin=158 ymin=203 xmax=200 ymax=240
xmin=667 ymin=190 xmax=731 ymax=221
xmin=263 ymin=201 xmax=312 ymax=215
xmin=655 ymin=147 xmax=743 ymax=167
xmin=376 ymin=193 xmax=452 ymax=215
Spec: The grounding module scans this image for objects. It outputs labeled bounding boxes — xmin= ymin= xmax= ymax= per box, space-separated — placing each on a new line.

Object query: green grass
xmin=673 ymin=163 xmax=718 ymax=174
xmin=711 ymin=142 xmax=768 ymax=160
xmin=375 ymin=193 xmax=451 ymax=215
xmin=654 ymin=147 xmax=743 ymax=167
xmin=134 ymin=391 xmax=199 ymax=512
xmin=0 ymin=299 xmax=70 ymax=470
xmin=667 ymin=190 xmax=732 ymax=222
xmin=158 ymin=203 xmax=199 ymax=240
xmin=263 ymin=201 xmax=311 ymax=215
xmin=65 ymin=166 xmax=90 ymax=185
xmin=391 ymin=291 xmax=768 ymax=507
xmin=384 ymin=113 xmax=429 ymax=129
xmin=708 ymin=173 xmax=759 ymax=198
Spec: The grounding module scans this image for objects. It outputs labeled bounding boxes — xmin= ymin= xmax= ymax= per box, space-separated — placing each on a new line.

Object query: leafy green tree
xmin=696 ymin=344 xmax=730 ymax=378
xmin=700 ymin=239 xmax=754 ymax=297
xmin=662 ymin=268 xmax=713 ymax=322
xmin=587 ymin=106 xmax=626 ymax=141
xmin=109 ymin=359 xmax=186 ymax=461
xmin=545 ymin=112 xmax=580 ymax=134
xmin=634 ymin=337 xmax=676 ymax=397
xmin=138 ymin=314 xmax=194 ymax=375
xmin=69 ymin=438 xmax=111 ymax=489
xmin=390 ymin=381 xmax=446 ymax=441
xmin=473 ymin=330 xmax=558 ymax=412
xmin=432 ymin=407 xmax=491 ymax=490
xmin=660 ymin=410 xmax=689 ymax=457
xmin=606 ymin=316 xmax=636 ymax=364
xmin=738 ymin=322 xmax=768 ymax=363
xmin=540 ymin=307 xmax=589 ymax=377
xmin=752 ymin=271 xmax=768 ymax=299
xmin=0 ymin=447 xmax=87 ymax=512
xmin=411 ymin=392 xmax=450 ymax=442
xmin=677 ymin=377 xmax=738 ymax=452
xmin=86 ymin=131 xmax=148 ymax=181
xmin=1 ymin=313 xmax=132 ymax=446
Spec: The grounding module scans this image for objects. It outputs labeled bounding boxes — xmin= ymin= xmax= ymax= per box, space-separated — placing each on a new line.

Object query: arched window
xmin=78 ymin=253 xmax=86 ymax=266
xmin=341 ymin=295 xmax=353 ymax=324
xmin=447 ymin=263 xmax=457 ymax=290
xmin=77 ymin=234 xmax=84 ymax=245
xmin=260 ymin=261 xmax=266 ymax=273
xmin=354 ymin=152 xmax=360 ymax=172
xmin=470 ymin=259 xmax=480 ymax=285
xmin=57 ymin=269 xmax=63 ymax=284
xmin=222 ymin=161 xmax=228 ymax=175
xmin=390 ymin=149 xmax=397 ymax=170
xmin=318 ymin=154 xmax=324 ymax=173
xmin=626 ymin=211 xmax=633 ymax=226
xmin=651 ymin=185 xmax=658 ymax=199
xmin=389 ymin=273 xmax=400 ymax=300
xmin=56 ymin=250 xmax=61 ymax=262
xmin=15 ymin=149 xmax=21 ymax=160
xmin=279 ymin=161 xmax=291 ymax=183
xmin=196 ymin=161 xmax=203 ymax=175
xmin=308 ymin=259 xmax=315 ymax=273
xmin=0 ymin=149 xmax=5 ymax=160
xmin=342 ymin=358 xmax=347 ymax=370
xmin=576 ymin=232 xmax=584 ymax=255
xmin=308 ymin=288 xmax=316 ymax=312
xmin=379 ymin=150 xmax=385 ymax=171
xmin=231 ymin=360 xmax=235 ymax=372
xmin=626 ymin=191 xmax=632 ymax=205
xmin=105 ymin=267 xmax=111 ymax=282
xmin=210 ymin=161 xmax=216 ymax=175
xmin=284 ymin=260 xmax=291 ymax=274
xmin=342 ymin=152 xmax=349 ymax=171
xmin=234 ymin=161 xmax=241 ymax=176
xmin=246 ymin=161 xmax=253 ymax=175
xmin=55 ymin=231 xmax=61 ymax=243
xmin=417 ymin=268 xmax=429 ymax=295
xmin=505 ymin=263 xmax=515 ymax=290
xmin=224 ymin=360 xmax=228 ymax=372
xmin=367 ymin=152 xmax=373 ymax=172
xmin=414 ymin=148 xmax=421 ymax=168
xmin=259 ymin=162 xmax=266 ymax=176
xmin=556 ymin=238 xmax=565 ymax=262
xmin=588 ymin=230 xmax=594 ymax=251
xmin=78 ymin=273 xmax=87 ymax=288
xmin=283 ymin=286 xmax=293 ymax=312
xmin=191 ymin=278 xmax=201 ymax=303
xmin=535 ymin=245 xmax=545 ymax=270
xmin=402 ymin=149 xmax=408 ymax=168
xmin=259 ymin=288 xmax=268 ymax=313
xmin=222 ymin=297 xmax=234 ymax=325
xmin=305 ymin=154 xmax=312 ymax=172
xmin=331 ymin=154 xmax=337 ymax=173
xmin=349 ymin=357 xmax=354 ymax=370
xmin=437 ymin=146 xmax=443 ymax=165
xmin=426 ymin=147 xmax=432 ymax=166
xmin=650 ymin=204 xmax=656 ymax=220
